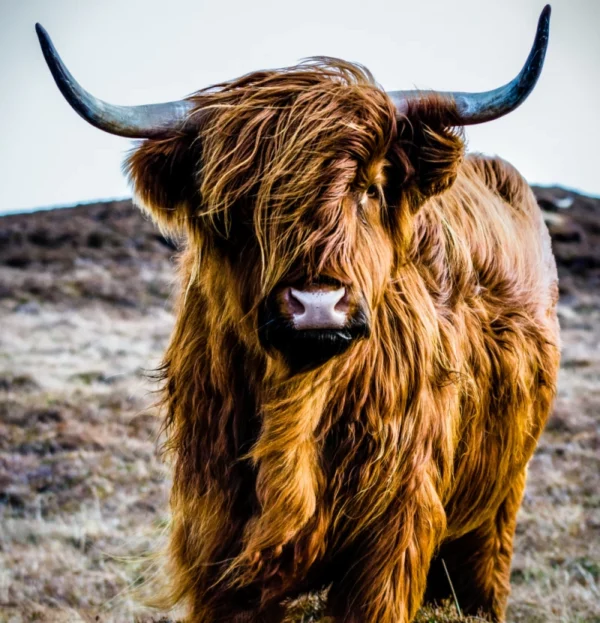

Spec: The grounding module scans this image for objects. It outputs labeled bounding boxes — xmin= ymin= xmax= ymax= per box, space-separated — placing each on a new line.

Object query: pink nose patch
xmin=287 ymin=287 xmax=348 ymax=330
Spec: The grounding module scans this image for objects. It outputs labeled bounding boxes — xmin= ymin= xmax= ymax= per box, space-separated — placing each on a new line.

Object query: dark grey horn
xmin=35 ymin=23 xmax=196 ymax=138
xmin=388 ymin=5 xmax=551 ymax=125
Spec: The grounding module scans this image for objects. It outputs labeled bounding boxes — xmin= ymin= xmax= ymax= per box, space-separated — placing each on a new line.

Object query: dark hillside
xmin=0 ymin=200 xmax=177 ymax=309
xmin=1 ymin=187 xmax=599 ymax=303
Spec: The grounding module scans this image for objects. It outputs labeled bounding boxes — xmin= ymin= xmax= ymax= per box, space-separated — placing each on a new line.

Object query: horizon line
xmin=1 ymin=182 xmax=598 ymax=218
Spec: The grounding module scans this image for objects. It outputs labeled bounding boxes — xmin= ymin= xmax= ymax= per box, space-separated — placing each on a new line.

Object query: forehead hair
xmin=192 ymin=58 xmax=397 ymax=232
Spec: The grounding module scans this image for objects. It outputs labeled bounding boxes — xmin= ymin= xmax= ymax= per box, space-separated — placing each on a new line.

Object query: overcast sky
xmin=0 ymin=0 xmax=598 ymax=214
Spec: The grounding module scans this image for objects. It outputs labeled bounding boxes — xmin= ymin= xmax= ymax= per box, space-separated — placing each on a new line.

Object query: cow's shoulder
xmin=462 ymin=153 xmax=533 ymax=213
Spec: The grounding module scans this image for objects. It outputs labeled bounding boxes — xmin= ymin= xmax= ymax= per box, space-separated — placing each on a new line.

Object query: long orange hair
xmin=125 ymin=59 xmax=559 ymax=622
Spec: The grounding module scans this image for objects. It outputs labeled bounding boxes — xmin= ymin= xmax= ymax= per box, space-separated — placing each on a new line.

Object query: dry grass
xmin=1 ymin=299 xmax=598 ymax=623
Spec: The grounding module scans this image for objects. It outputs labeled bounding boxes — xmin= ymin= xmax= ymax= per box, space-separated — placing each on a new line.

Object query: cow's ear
xmin=124 ymin=134 xmax=199 ymax=233
xmin=392 ymin=108 xmax=465 ymax=211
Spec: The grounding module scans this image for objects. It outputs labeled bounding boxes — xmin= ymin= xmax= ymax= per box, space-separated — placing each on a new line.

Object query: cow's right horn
xmin=36 ymin=23 xmax=196 ymax=139
xmin=388 ymin=5 xmax=551 ymax=125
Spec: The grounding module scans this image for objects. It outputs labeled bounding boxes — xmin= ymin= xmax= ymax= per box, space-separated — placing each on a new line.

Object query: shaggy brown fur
xmin=125 ymin=59 xmax=560 ymax=622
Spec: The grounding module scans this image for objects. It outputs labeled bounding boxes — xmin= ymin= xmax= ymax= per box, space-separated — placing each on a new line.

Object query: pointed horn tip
xmin=35 ymin=23 xmax=48 ymax=43
xmin=35 ymin=23 xmax=54 ymax=59
xmin=539 ymin=5 xmax=551 ymax=29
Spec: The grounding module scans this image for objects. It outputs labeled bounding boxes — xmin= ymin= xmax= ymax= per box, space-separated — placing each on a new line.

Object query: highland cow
xmin=37 ymin=6 xmax=560 ymax=622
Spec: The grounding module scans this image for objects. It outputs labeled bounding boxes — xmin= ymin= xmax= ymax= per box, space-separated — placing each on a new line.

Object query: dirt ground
xmin=0 ymin=190 xmax=599 ymax=622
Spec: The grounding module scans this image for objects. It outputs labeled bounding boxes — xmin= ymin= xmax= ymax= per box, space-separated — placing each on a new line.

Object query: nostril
xmin=334 ymin=289 xmax=350 ymax=313
xmin=286 ymin=288 xmax=306 ymax=315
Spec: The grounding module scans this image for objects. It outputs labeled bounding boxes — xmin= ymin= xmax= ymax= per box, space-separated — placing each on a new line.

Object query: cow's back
xmin=415 ymin=154 xmax=560 ymax=537
xmin=420 ymin=154 xmax=558 ymax=324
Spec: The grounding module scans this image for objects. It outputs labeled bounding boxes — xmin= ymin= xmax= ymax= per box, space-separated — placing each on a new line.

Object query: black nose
xmin=258 ymin=289 xmax=369 ymax=373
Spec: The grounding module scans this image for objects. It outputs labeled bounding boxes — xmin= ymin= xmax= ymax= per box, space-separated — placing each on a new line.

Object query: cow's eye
xmin=366 ymin=184 xmax=379 ymax=199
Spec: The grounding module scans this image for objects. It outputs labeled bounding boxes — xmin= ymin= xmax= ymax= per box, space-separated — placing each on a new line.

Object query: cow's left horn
xmin=35 ymin=23 xmax=196 ymax=138
xmin=388 ymin=5 xmax=551 ymax=125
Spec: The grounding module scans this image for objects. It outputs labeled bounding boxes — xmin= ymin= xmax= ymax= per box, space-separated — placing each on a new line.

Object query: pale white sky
xmin=0 ymin=0 xmax=598 ymax=214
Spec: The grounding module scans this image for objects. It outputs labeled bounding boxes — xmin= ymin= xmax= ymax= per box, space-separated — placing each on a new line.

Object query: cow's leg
xmin=326 ymin=532 xmax=434 ymax=623
xmin=188 ymin=595 xmax=287 ymax=623
xmin=326 ymin=490 xmax=445 ymax=623
xmin=425 ymin=472 xmax=526 ymax=622
xmin=226 ymin=602 xmax=287 ymax=623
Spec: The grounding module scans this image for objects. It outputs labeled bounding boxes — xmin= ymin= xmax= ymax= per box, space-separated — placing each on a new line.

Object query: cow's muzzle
xmin=259 ymin=279 xmax=370 ymax=372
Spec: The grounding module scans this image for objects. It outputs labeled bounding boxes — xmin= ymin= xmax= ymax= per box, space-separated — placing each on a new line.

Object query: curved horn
xmin=388 ymin=5 xmax=551 ymax=125
xmin=35 ymin=23 xmax=196 ymax=138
